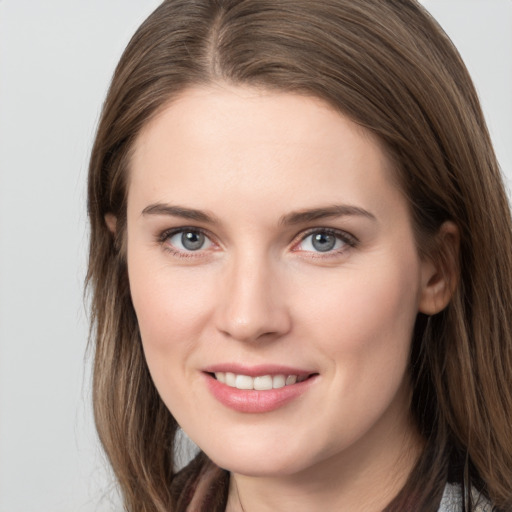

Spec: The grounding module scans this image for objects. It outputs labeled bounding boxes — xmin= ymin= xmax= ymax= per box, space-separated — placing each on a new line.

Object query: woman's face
xmin=125 ymin=85 xmax=439 ymax=478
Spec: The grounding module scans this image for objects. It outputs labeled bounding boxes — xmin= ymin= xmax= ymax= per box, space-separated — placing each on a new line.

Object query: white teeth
xmin=285 ymin=375 xmax=297 ymax=386
xmin=225 ymin=372 xmax=236 ymax=387
xmin=235 ymin=374 xmax=254 ymax=390
xmin=272 ymin=375 xmax=286 ymax=389
xmin=254 ymin=375 xmax=273 ymax=390
xmin=214 ymin=372 xmax=307 ymax=390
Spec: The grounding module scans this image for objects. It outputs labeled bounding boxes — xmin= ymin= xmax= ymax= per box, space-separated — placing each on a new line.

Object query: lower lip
xmin=204 ymin=373 xmax=317 ymax=413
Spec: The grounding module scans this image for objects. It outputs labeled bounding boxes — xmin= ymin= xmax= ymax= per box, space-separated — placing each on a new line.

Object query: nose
xmin=215 ymin=254 xmax=292 ymax=343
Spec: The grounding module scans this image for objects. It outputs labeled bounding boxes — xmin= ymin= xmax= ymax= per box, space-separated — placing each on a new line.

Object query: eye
xmin=165 ymin=229 xmax=213 ymax=253
xmin=295 ymin=229 xmax=356 ymax=254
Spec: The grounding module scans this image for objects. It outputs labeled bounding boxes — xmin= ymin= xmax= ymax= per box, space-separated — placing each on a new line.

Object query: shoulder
xmin=438 ymin=483 xmax=494 ymax=512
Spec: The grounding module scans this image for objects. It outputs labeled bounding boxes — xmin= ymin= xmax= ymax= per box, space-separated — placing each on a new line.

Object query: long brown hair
xmin=87 ymin=1 xmax=512 ymax=510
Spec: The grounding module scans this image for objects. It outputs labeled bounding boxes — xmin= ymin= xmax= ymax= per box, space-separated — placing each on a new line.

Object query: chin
xmin=210 ymin=451 xmax=306 ymax=477
xmin=198 ymin=433 xmax=323 ymax=478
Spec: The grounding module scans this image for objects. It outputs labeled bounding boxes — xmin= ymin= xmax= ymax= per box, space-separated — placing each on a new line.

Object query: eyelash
xmin=292 ymin=228 xmax=358 ymax=257
xmin=157 ymin=227 xmax=358 ymax=259
xmin=158 ymin=227 xmax=215 ymax=258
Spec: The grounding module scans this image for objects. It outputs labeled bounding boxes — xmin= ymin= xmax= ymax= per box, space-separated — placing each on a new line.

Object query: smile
xmin=214 ymin=372 xmax=308 ymax=390
xmin=204 ymin=367 xmax=318 ymax=413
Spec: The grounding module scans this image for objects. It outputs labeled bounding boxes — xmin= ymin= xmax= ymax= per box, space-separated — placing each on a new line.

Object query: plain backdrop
xmin=0 ymin=1 xmax=511 ymax=511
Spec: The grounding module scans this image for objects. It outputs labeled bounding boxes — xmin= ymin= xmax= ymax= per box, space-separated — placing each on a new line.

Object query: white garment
xmin=439 ymin=483 xmax=494 ymax=512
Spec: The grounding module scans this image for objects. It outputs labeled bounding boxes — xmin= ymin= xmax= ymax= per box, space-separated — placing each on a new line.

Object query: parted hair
xmin=87 ymin=1 xmax=512 ymax=510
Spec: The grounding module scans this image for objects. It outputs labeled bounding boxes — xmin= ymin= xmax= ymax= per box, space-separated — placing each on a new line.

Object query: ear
xmin=418 ymin=221 xmax=460 ymax=315
xmin=105 ymin=213 xmax=117 ymax=234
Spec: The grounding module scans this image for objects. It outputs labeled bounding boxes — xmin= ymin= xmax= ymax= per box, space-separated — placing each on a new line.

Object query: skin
xmin=119 ymin=85 xmax=456 ymax=512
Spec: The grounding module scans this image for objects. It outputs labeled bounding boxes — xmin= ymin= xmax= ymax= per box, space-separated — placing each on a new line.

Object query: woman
xmin=87 ymin=1 xmax=512 ymax=510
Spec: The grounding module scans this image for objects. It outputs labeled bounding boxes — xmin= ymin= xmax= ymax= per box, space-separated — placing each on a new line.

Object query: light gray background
xmin=0 ymin=1 xmax=511 ymax=511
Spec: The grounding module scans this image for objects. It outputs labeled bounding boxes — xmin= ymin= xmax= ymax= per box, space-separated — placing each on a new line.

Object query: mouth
xmin=209 ymin=372 xmax=313 ymax=390
xmin=203 ymin=364 xmax=319 ymax=413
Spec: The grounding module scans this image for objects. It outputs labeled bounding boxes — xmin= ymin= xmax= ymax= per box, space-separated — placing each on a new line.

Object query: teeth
xmin=285 ymin=375 xmax=297 ymax=386
xmin=214 ymin=372 xmax=307 ymax=390
xmin=272 ymin=375 xmax=286 ymax=389
xmin=225 ymin=372 xmax=236 ymax=387
xmin=254 ymin=375 xmax=273 ymax=390
xmin=235 ymin=374 xmax=253 ymax=390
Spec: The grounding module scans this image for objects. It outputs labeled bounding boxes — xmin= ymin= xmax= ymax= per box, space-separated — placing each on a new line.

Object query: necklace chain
xmin=233 ymin=477 xmax=246 ymax=512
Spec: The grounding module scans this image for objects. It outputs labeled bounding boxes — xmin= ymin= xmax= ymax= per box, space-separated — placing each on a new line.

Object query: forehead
xmin=128 ymin=85 xmax=402 ymax=220
xmin=133 ymin=85 xmax=382 ymax=160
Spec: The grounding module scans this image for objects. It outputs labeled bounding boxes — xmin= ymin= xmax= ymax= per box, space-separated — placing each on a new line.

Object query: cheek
xmin=127 ymin=258 xmax=221 ymax=418
xmin=291 ymin=262 xmax=421 ymax=446
xmin=298 ymin=259 xmax=420 ymax=380
xmin=127 ymin=253 xmax=215 ymax=371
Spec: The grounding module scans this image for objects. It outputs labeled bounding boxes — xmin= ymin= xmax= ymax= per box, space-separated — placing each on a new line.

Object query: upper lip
xmin=202 ymin=363 xmax=315 ymax=377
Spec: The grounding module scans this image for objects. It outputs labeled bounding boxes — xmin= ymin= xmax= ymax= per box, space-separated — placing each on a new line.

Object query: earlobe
xmin=105 ymin=213 xmax=118 ymax=234
xmin=418 ymin=221 xmax=460 ymax=315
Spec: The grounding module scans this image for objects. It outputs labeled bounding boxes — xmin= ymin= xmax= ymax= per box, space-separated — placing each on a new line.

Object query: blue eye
xmin=167 ymin=230 xmax=213 ymax=252
xmin=297 ymin=230 xmax=353 ymax=253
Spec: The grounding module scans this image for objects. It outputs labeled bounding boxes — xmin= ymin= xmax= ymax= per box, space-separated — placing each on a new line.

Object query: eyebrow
xmin=142 ymin=202 xmax=376 ymax=225
xmin=279 ymin=205 xmax=376 ymax=225
xmin=141 ymin=203 xmax=219 ymax=223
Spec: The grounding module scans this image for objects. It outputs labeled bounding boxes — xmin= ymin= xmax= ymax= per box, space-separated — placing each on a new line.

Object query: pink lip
xmin=202 ymin=364 xmax=318 ymax=414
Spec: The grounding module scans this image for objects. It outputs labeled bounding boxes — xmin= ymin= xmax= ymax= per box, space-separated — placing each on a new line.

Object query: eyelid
xmin=158 ymin=226 xmax=207 ymax=242
xmin=292 ymin=227 xmax=359 ymax=254
xmin=158 ymin=226 xmax=217 ymax=256
xmin=156 ymin=225 xmax=358 ymax=258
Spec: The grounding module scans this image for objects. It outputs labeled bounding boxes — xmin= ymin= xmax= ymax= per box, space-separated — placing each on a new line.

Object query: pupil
xmin=312 ymin=233 xmax=336 ymax=252
xmin=182 ymin=231 xmax=204 ymax=251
